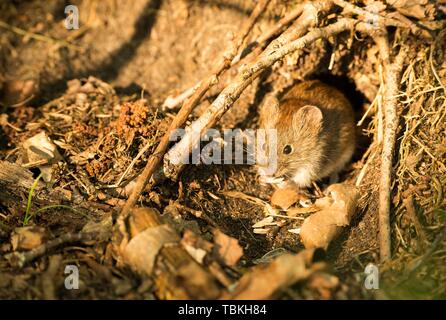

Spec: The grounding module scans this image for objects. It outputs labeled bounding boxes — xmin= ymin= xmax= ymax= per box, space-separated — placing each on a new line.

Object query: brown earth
xmin=0 ymin=0 xmax=444 ymax=299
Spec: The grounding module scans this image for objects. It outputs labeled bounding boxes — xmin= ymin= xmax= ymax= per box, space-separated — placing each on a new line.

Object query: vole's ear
xmin=293 ymin=105 xmax=323 ymax=131
xmin=260 ymin=96 xmax=279 ymax=128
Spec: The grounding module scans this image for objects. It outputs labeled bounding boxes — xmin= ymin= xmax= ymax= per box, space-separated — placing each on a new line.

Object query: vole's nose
xmin=257 ymin=166 xmax=275 ymax=177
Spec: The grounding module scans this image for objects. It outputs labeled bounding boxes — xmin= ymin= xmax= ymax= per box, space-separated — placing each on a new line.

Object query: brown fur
xmin=258 ymin=80 xmax=356 ymax=188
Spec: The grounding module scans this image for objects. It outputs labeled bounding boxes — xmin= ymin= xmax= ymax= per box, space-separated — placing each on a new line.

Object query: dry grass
xmin=380 ymin=36 xmax=446 ymax=298
xmin=0 ymin=0 xmax=445 ymax=299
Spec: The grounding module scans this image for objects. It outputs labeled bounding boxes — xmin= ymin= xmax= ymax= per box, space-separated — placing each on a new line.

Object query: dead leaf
xmin=123 ymin=224 xmax=180 ymax=275
xmin=253 ymin=228 xmax=270 ymax=234
xmin=22 ymin=132 xmax=62 ymax=182
xmin=70 ymin=149 xmax=96 ymax=165
xmin=11 ymin=226 xmax=46 ymax=251
xmin=213 ymin=229 xmax=243 ymax=267
xmin=120 ymin=208 xmax=180 ymax=276
xmin=306 ymin=272 xmax=340 ymax=299
xmin=183 ymin=244 xmax=207 ymax=264
xmin=181 ymin=229 xmax=213 ymax=264
xmin=288 ymin=228 xmax=301 ymax=234
xmin=221 ymin=249 xmax=324 ymax=299
xmin=0 ymin=114 xmax=10 ymax=128
xmin=271 ymin=187 xmax=300 ymax=210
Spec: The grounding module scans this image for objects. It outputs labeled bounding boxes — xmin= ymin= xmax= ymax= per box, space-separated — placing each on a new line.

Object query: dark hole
xmin=29 ymin=167 xmax=42 ymax=180
xmin=312 ymin=248 xmax=326 ymax=263
xmin=0 ymin=127 xmax=9 ymax=151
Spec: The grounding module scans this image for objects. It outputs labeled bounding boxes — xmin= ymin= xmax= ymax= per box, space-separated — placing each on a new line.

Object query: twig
xmin=4 ymin=232 xmax=98 ymax=268
xmin=108 ymin=137 xmax=156 ymax=188
xmin=332 ymin=0 xmax=407 ymax=29
xmin=162 ymin=83 xmax=201 ymax=110
xmin=0 ymin=20 xmax=83 ymax=51
xmin=161 ymin=3 xmax=306 ymax=110
xmin=229 ymin=3 xmax=306 ymax=64
xmin=41 ymin=255 xmax=62 ymax=300
xmin=403 ymin=195 xmax=428 ymax=246
xmin=429 ymin=30 xmax=446 ymax=93
xmin=164 ymin=17 xmax=355 ymax=179
xmin=118 ymin=0 xmax=272 ymax=241
xmin=172 ymin=201 xmax=218 ymax=227
xmin=386 ymin=11 xmax=432 ymax=39
xmin=398 ymin=227 xmax=446 ymax=285
xmin=256 ymin=1 xmax=333 ymax=54
xmin=374 ymin=31 xmax=407 ymax=262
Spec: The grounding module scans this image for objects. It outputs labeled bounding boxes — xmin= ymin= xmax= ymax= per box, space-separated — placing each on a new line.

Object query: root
xmin=163 ymin=17 xmax=356 ymax=179
xmin=374 ymin=31 xmax=407 ymax=262
xmin=162 ymin=3 xmax=306 ymax=111
xmin=5 ymin=232 xmax=98 ymax=268
xmin=118 ymin=0 xmax=272 ymax=244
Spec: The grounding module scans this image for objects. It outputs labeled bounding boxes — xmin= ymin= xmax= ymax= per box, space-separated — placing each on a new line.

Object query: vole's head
xmin=257 ymin=98 xmax=324 ymax=187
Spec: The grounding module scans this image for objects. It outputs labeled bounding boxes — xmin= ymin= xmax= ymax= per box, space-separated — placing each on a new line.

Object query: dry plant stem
xmin=332 ymin=0 xmax=407 ymax=29
xmin=231 ymin=1 xmax=331 ymax=72
xmin=257 ymin=1 xmax=334 ymax=53
xmin=162 ymin=83 xmax=201 ymax=110
xmin=375 ymin=32 xmax=406 ymax=262
xmin=172 ymin=201 xmax=218 ymax=227
xmin=162 ymin=3 xmax=306 ymax=110
xmin=231 ymin=4 xmax=305 ymax=64
xmin=405 ymin=227 xmax=446 ymax=277
xmin=164 ymin=17 xmax=354 ymax=179
xmin=5 ymin=232 xmax=97 ymax=268
xmin=403 ymin=195 xmax=427 ymax=245
xmin=0 ymin=20 xmax=83 ymax=51
xmin=386 ymin=11 xmax=431 ymax=39
xmin=118 ymin=0 xmax=271 ymax=230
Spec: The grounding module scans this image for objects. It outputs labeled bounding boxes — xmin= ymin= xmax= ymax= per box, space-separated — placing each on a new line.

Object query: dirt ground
xmin=0 ymin=0 xmax=444 ymax=299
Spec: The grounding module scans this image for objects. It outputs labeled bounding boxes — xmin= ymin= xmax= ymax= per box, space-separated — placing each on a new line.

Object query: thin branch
xmin=374 ymin=31 xmax=407 ymax=262
xmin=333 ymin=0 xmax=407 ymax=28
xmin=403 ymin=195 xmax=428 ymax=246
xmin=227 ymin=3 xmax=306 ymax=65
xmin=163 ymin=17 xmax=355 ymax=179
xmin=0 ymin=20 xmax=83 ymax=51
xmin=162 ymin=3 xmax=306 ymax=111
xmin=5 ymin=232 xmax=98 ymax=268
xmin=162 ymin=83 xmax=201 ymax=110
xmin=117 ymin=0 xmax=272 ymax=242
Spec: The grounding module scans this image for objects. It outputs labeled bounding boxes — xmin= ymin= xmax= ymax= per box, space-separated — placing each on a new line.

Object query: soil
xmin=0 ymin=0 xmax=444 ymax=300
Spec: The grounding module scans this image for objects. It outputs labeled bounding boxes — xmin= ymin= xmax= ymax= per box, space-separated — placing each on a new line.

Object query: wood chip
xmin=213 ymin=229 xmax=243 ymax=266
xmin=271 ymin=187 xmax=300 ymax=210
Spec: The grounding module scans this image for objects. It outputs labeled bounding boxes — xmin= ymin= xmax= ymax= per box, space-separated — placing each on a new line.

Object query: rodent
xmin=257 ymin=80 xmax=356 ymax=189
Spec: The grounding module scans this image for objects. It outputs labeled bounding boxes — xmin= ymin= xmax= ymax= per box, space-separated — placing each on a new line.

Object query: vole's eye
xmin=283 ymin=145 xmax=292 ymax=155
